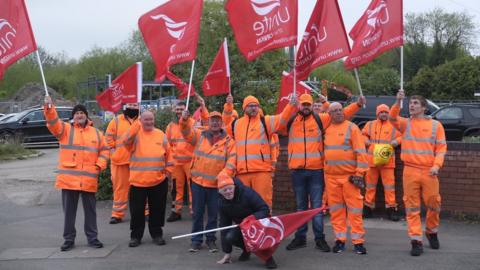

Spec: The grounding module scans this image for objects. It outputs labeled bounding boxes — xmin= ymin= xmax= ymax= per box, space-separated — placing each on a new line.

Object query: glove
xmin=349 ymin=175 xmax=365 ymax=189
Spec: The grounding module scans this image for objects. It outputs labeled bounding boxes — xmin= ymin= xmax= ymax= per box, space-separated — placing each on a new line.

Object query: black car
xmin=431 ymin=104 xmax=480 ymax=141
xmin=0 ymin=106 xmax=72 ymax=146
xmin=345 ymin=95 xmax=440 ymax=128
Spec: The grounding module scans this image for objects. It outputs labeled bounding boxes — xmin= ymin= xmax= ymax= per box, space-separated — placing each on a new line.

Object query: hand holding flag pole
xmin=400 ymin=46 xmax=404 ymax=109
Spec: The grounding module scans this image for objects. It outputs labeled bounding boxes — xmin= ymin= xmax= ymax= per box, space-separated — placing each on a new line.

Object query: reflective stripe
xmin=358 ymin=162 xmax=369 ymax=168
xmin=194 ymin=150 xmax=226 ymax=161
xmin=364 ymin=201 xmax=375 ymax=208
xmin=371 ymin=139 xmax=390 ymax=144
xmin=60 ymin=145 xmax=98 ymax=153
xmin=354 ymin=149 xmax=367 ymax=154
xmin=401 ymin=149 xmax=434 ymax=155
xmin=57 ymin=169 xmax=98 ymax=178
xmin=100 ymin=146 xmax=109 ymax=151
xmin=269 ymin=114 xmax=275 ymax=132
xmin=47 ymin=117 xmax=59 ymax=125
xmin=191 ymin=171 xmax=217 ymax=180
xmin=238 ymin=154 xmax=271 ymax=160
xmin=390 ymin=127 xmax=397 ymax=141
xmin=326 ymin=160 xmax=357 ymax=166
xmin=68 ymin=125 xmax=75 ymax=145
xmin=112 ymin=207 xmax=126 ymax=212
xmin=436 ymin=140 xmax=446 ymax=144
xmin=383 ymin=184 xmax=395 ymax=190
xmin=173 ymin=155 xmax=192 ymax=161
xmin=99 ymin=154 xmax=109 ymax=161
xmin=344 ymin=122 xmax=353 ymax=145
xmin=289 ymin=137 xmax=321 ymax=143
xmin=105 ymin=132 xmax=115 ymax=136
xmin=405 ymin=207 xmax=420 ymax=214
xmin=410 ymin=235 xmax=422 ymax=241
xmin=404 ymin=119 xmax=437 ymax=143
xmin=167 ymin=162 xmax=175 ymax=166
xmin=236 ymin=139 xmax=268 ymax=146
xmin=385 ymin=203 xmax=397 ymax=208
xmin=226 ymin=163 xmax=235 ymax=169
xmin=427 ymin=206 xmax=441 ymax=212
xmin=169 ymin=138 xmax=187 ymax=143
xmin=131 ymin=156 xmax=165 ymax=162
xmin=325 ymin=145 xmax=352 ymax=150
xmin=351 ymin=233 xmax=364 ymax=240
xmin=426 ymin=227 xmax=439 ymax=233
xmin=347 ymin=207 xmax=363 ymax=214
xmin=130 ymin=166 xmax=165 ymax=171
xmin=224 ymin=111 xmax=232 ymax=115
xmin=289 ymin=152 xmax=323 ymax=159
xmin=113 ymin=201 xmax=128 ymax=206
xmin=335 ymin=232 xmax=347 ymax=239
xmin=329 ymin=203 xmax=346 ymax=212
xmin=366 ymin=183 xmax=377 ymax=189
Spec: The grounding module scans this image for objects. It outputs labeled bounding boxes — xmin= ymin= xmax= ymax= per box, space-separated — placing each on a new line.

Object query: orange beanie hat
xmin=242 ymin=95 xmax=259 ymax=110
xmin=217 ymin=172 xmax=234 ymax=189
xmin=376 ymin=104 xmax=390 ymax=116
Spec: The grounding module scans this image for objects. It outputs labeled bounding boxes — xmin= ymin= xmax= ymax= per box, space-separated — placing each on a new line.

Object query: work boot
xmin=387 ymin=207 xmax=400 ymax=222
xmin=363 ymin=206 xmax=373 ymax=218
xmin=332 ymin=240 xmax=345 ymax=253
xmin=88 ymin=239 xmax=104 ymax=249
xmin=238 ymin=250 xmax=251 ymax=261
xmin=286 ymin=238 xmax=306 ymax=250
xmin=206 ymin=240 xmax=218 ymax=253
xmin=315 ymin=238 xmax=331 ymax=252
xmin=353 ymin=243 xmax=367 ymax=255
xmin=265 ymin=257 xmax=277 ymax=269
xmin=166 ymin=212 xmax=181 ymax=222
xmin=109 ymin=217 xmax=122 ymax=224
xmin=410 ymin=240 xmax=424 ymax=256
xmin=60 ymin=240 xmax=74 ymax=251
xmin=153 ymin=236 xmax=166 ymax=246
xmin=189 ymin=242 xmax=201 ymax=252
xmin=426 ymin=233 xmax=440 ymax=249
xmin=129 ymin=238 xmax=141 ymax=248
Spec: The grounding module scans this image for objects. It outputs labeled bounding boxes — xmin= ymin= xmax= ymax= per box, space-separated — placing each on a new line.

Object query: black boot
xmin=410 ymin=240 xmax=423 ymax=256
xmin=265 ymin=257 xmax=277 ymax=269
xmin=363 ymin=206 xmax=373 ymax=218
xmin=286 ymin=238 xmax=306 ymax=250
xmin=109 ymin=217 xmax=122 ymax=224
xmin=426 ymin=233 xmax=440 ymax=249
xmin=60 ymin=240 xmax=74 ymax=251
xmin=166 ymin=212 xmax=181 ymax=222
xmin=387 ymin=207 xmax=400 ymax=222
xmin=238 ymin=250 xmax=251 ymax=261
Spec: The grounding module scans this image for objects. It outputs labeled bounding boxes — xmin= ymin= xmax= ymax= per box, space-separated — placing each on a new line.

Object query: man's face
xmin=312 ymin=102 xmax=323 ymax=114
xmin=244 ymin=103 xmax=259 ymax=117
xmin=208 ymin=116 xmax=222 ymax=132
xmin=329 ymin=104 xmax=344 ymax=124
xmin=219 ymin=185 xmax=235 ymax=200
xmin=409 ymin=99 xmax=425 ymax=117
xmin=73 ymin=111 xmax=87 ymax=126
xmin=141 ymin=111 xmax=155 ymax=131
xmin=175 ymin=104 xmax=186 ymax=118
xmin=378 ymin=111 xmax=389 ymax=121
xmin=126 ymin=103 xmax=139 ymax=110
xmin=300 ymin=102 xmax=312 ymax=116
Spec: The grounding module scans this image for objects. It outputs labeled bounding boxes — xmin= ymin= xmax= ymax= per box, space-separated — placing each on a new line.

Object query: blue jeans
xmin=191 ymin=182 xmax=219 ymax=244
xmin=291 ymin=169 xmax=325 ymax=240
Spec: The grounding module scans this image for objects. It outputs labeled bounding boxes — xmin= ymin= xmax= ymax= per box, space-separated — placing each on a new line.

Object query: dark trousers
xmin=62 ymin=189 xmax=98 ymax=243
xmin=191 ymin=182 xmax=219 ymax=244
xmin=129 ymin=180 xmax=168 ymax=240
xmin=222 ymin=227 xmax=245 ymax=254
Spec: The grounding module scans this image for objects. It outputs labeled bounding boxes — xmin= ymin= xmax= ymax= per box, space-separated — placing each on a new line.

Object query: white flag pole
xmin=185 ymin=60 xmax=196 ymax=110
xmin=400 ymin=46 xmax=404 ymax=109
xmin=224 ymin=38 xmax=231 ymax=95
xmin=293 ymin=45 xmax=297 ymax=97
xmin=137 ymin=62 xmax=143 ymax=103
xmin=353 ymin=68 xmax=365 ymax=108
xmin=35 ymin=50 xmax=49 ymax=97
xmin=172 ymin=224 xmax=238 ymax=240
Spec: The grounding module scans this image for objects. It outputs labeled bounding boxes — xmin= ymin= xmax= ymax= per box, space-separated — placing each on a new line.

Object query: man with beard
xmin=283 ymin=93 xmax=366 ymax=252
xmin=105 ymin=103 xmax=140 ymax=224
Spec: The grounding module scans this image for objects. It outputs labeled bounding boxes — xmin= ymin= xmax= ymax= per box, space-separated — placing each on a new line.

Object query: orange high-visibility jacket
xmin=44 ymin=105 xmax=109 ymax=192
xmin=166 ymin=118 xmax=196 ymax=165
xmin=282 ymin=103 xmax=361 ymax=170
xmin=324 ymin=120 xmax=369 ymax=176
xmin=105 ymin=114 xmax=135 ymax=165
xmin=180 ymin=118 xmax=236 ymax=188
xmin=223 ymin=103 xmax=297 ymax=174
xmin=270 ymin=133 xmax=280 ymax=171
xmin=362 ymin=119 xmax=402 ymax=168
xmin=123 ymin=121 xmax=173 ymax=187
xmin=389 ymin=104 xmax=447 ymax=170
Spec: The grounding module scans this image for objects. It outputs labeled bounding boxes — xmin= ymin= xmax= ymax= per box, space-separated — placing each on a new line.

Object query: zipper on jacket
xmin=245 ymin=118 xmax=250 ymax=172
xmin=303 ymin=117 xmax=307 ymax=168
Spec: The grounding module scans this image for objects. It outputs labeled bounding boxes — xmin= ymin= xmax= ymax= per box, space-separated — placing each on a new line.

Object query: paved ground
xmin=0 ymin=149 xmax=479 ymax=270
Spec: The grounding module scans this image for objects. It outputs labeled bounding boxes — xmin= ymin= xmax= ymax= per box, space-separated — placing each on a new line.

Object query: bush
xmin=96 ymin=164 xmax=112 ymax=201
xmin=0 ymin=143 xmax=36 ymax=160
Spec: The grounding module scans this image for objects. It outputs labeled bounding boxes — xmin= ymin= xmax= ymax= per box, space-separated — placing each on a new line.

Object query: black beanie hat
xmin=72 ymin=104 xmax=88 ymax=118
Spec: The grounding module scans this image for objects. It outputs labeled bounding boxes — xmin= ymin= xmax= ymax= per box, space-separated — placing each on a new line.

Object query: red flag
xmin=166 ymin=70 xmax=195 ymax=100
xmin=275 ymin=71 xmax=312 ymax=114
xmin=202 ymin=38 xmax=230 ymax=97
xmin=240 ymin=208 xmax=324 ymax=261
xmin=138 ymin=0 xmax=203 ymax=82
xmin=96 ymin=63 xmax=142 ymax=113
xmin=225 ymin=0 xmax=298 ymax=61
xmin=0 ymin=0 xmax=37 ymax=80
xmin=295 ymin=0 xmax=350 ymax=81
xmin=344 ymin=0 xmax=403 ymax=70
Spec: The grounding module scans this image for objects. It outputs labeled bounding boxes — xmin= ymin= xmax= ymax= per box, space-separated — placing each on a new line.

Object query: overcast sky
xmin=24 ymin=0 xmax=480 ymax=59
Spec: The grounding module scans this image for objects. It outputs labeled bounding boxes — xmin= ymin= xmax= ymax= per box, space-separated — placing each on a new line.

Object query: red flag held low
xmin=225 ymin=0 xmax=298 ymax=61
xmin=295 ymin=0 xmax=350 ymax=81
xmin=0 ymin=0 xmax=37 ymax=80
xmin=138 ymin=0 xmax=203 ymax=82
xmin=96 ymin=63 xmax=142 ymax=113
xmin=276 ymin=71 xmax=312 ymax=114
xmin=344 ymin=0 xmax=403 ymax=70
xmin=240 ymin=207 xmax=324 ymax=261
xmin=202 ymin=38 xmax=230 ymax=97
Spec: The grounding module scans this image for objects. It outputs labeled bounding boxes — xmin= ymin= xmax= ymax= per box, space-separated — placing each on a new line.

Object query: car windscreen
xmin=3 ymin=111 xmax=28 ymax=123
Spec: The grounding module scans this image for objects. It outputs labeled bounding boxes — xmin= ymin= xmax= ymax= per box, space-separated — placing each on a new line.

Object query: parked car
xmin=345 ymin=95 xmax=440 ymax=128
xmin=0 ymin=113 xmax=17 ymax=123
xmin=431 ymin=104 xmax=480 ymax=141
xmin=0 ymin=106 xmax=73 ymax=146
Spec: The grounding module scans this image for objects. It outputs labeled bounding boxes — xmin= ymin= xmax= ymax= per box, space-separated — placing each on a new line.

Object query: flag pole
xmin=400 ymin=46 xmax=404 ymax=109
xmin=172 ymin=224 xmax=238 ymax=240
xmin=353 ymin=68 xmax=365 ymax=108
xmin=185 ymin=60 xmax=196 ymax=110
xmin=224 ymin=38 xmax=231 ymax=95
xmin=137 ymin=62 xmax=143 ymax=104
xmin=35 ymin=50 xmax=49 ymax=96
xmin=293 ymin=45 xmax=297 ymax=97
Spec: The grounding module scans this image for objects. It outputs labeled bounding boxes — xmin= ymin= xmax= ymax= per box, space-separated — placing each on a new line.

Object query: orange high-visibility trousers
xmin=111 ymin=164 xmax=130 ymax=219
xmin=326 ymin=174 xmax=365 ymax=244
xmin=403 ymin=166 xmax=441 ymax=241
xmin=237 ymin=172 xmax=273 ymax=209
xmin=365 ymin=167 xmax=397 ymax=209
xmin=172 ymin=163 xmax=192 ymax=214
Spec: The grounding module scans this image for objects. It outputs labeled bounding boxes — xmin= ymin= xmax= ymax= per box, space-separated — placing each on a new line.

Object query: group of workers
xmin=43 ymin=87 xmax=446 ymax=269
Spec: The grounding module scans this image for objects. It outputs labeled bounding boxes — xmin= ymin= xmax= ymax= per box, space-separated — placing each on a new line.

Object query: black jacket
xmin=219 ymin=178 xmax=270 ymax=253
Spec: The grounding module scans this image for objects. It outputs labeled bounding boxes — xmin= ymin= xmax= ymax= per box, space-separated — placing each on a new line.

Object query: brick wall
xmin=272 ymin=141 xmax=480 ymax=218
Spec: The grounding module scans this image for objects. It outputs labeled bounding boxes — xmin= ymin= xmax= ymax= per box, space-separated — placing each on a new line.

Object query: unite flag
xmin=201 ymin=38 xmax=230 ymax=97
xmin=275 ymin=71 xmax=312 ymax=114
